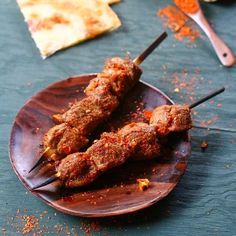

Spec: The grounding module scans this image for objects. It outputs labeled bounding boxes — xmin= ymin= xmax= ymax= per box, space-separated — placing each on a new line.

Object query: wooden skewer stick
xmin=31 ymin=172 xmax=60 ymax=191
xmin=189 ymin=87 xmax=225 ymax=109
xmin=31 ymin=87 xmax=225 ymax=191
xmin=133 ymin=32 xmax=167 ymax=65
xmin=28 ymin=147 xmax=51 ymax=173
xmin=28 ymin=32 xmax=168 ymax=174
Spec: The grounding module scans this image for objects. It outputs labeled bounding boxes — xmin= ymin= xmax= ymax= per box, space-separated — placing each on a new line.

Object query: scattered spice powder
xmin=3 ymin=209 xmax=108 ymax=235
xmin=159 ymin=65 xmax=222 ymax=127
xmin=163 ymin=68 xmax=201 ymax=103
xmin=201 ymin=140 xmax=209 ymax=151
xmin=22 ymin=215 xmax=38 ymax=234
xmin=174 ymin=0 xmax=199 ymax=14
xmin=158 ymin=5 xmax=200 ymax=43
xmin=2 ymin=207 xmax=156 ymax=235
xmin=199 ymin=115 xmax=219 ymax=127
xmin=108 ymin=99 xmax=147 ymax=131
xmin=90 ymin=221 xmax=101 ymax=232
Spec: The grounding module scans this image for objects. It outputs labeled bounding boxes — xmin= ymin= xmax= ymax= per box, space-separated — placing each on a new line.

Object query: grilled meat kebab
xmin=55 ymin=104 xmax=192 ymax=188
xmin=32 ymin=87 xmax=225 ymax=190
xmin=57 ymin=123 xmax=161 ymax=188
xmin=43 ymin=58 xmax=142 ymax=161
xmin=30 ymin=32 xmax=168 ymax=173
xmin=150 ymin=104 xmax=192 ymax=136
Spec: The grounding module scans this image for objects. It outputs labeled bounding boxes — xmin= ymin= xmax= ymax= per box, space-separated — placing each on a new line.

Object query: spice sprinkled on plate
xmin=137 ymin=178 xmax=150 ymax=191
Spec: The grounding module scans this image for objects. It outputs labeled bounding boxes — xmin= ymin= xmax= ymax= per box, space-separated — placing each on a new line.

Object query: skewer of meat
xmin=57 ymin=123 xmax=161 ymax=188
xmin=150 ymin=87 xmax=225 ymax=135
xmin=31 ymin=87 xmax=225 ymax=190
xmin=29 ymin=32 xmax=168 ymax=173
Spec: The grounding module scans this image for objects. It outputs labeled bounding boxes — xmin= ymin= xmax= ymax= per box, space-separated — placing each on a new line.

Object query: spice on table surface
xmin=158 ymin=5 xmax=200 ymax=43
xmin=2 ymin=209 xmax=107 ymax=235
xmin=22 ymin=215 xmax=38 ymax=234
xmin=199 ymin=115 xmax=219 ymax=127
xmin=201 ymin=140 xmax=209 ymax=150
xmin=161 ymin=67 xmax=202 ymax=103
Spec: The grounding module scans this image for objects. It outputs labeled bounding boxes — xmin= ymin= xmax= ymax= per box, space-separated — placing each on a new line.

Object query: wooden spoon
xmin=175 ymin=0 xmax=235 ymax=67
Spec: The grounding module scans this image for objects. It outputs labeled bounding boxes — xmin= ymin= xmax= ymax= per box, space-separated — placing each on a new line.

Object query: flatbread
xmin=17 ymin=0 xmax=121 ymax=58
xmin=105 ymin=0 xmax=121 ymax=4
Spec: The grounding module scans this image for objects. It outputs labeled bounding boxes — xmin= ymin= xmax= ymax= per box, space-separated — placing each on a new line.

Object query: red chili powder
xmin=158 ymin=5 xmax=200 ymax=43
xmin=199 ymin=115 xmax=219 ymax=127
xmin=174 ymin=0 xmax=199 ymax=14
xmin=22 ymin=215 xmax=38 ymax=234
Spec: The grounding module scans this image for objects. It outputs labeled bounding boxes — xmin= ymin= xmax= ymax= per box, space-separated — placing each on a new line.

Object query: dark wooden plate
xmin=9 ymin=74 xmax=191 ymax=217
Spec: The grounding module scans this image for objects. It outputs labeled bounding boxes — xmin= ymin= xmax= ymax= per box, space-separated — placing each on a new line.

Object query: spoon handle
xmin=191 ymin=10 xmax=235 ymax=67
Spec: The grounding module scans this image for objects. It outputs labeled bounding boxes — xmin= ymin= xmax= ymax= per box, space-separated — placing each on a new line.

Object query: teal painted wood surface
xmin=0 ymin=0 xmax=235 ymax=235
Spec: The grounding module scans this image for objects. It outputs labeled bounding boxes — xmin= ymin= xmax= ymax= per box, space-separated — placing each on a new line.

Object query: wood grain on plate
xmin=9 ymin=74 xmax=191 ymax=217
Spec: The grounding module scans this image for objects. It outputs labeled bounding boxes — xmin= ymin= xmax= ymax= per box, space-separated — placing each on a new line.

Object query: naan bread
xmin=105 ymin=0 xmax=121 ymax=4
xmin=17 ymin=0 xmax=121 ymax=58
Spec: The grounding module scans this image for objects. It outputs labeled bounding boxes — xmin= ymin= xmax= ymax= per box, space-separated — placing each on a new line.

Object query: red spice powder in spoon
xmin=158 ymin=4 xmax=200 ymax=43
xmin=174 ymin=0 xmax=199 ymax=14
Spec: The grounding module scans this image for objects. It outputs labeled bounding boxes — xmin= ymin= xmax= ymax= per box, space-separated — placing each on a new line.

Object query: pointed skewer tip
xmin=28 ymin=147 xmax=51 ymax=173
xmin=31 ymin=173 xmax=60 ymax=191
xmin=28 ymin=156 xmax=45 ymax=173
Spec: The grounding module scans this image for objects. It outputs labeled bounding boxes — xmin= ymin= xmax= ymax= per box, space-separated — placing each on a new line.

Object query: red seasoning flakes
xmin=172 ymin=69 xmax=199 ymax=100
xmin=90 ymin=221 xmax=102 ymax=233
xmin=199 ymin=115 xmax=219 ymax=127
xmin=107 ymin=99 xmax=147 ymax=131
xmin=79 ymin=221 xmax=102 ymax=235
xmin=201 ymin=140 xmax=209 ymax=150
xmin=3 ymin=208 xmax=108 ymax=235
xmin=161 ymin=67 xmax=202 ymax=103
xmin=158 ymin=5 xmax=200 ymax=44
xmin=3 ymin=209 xmax=41 ymax=235
xmin=22 ymin=215 xmax=38 ymax=234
